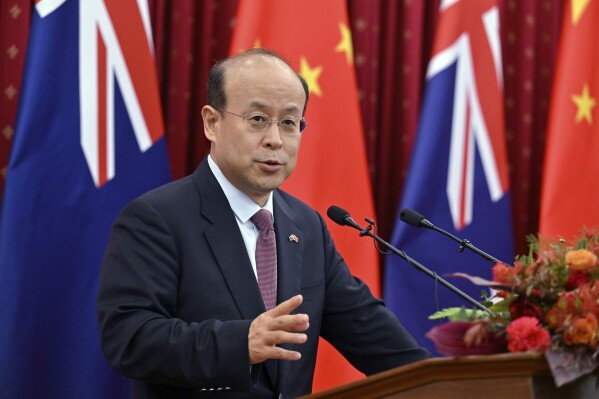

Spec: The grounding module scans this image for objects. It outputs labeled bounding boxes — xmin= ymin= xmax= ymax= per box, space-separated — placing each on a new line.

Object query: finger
xmin=268 ymin=294 xmax=303 ymax=317
xmin=249 ymin=332 xmax=307 ymax=364
xmin=252 ymin=346 xmax=303 ymax=363
xmin=266 ymin=331 xmax=308 ymax=346
xmin=269 ymin=347 xmax=303 ymax=361
xmin=269 ymin=314 xmax=310 ymax=332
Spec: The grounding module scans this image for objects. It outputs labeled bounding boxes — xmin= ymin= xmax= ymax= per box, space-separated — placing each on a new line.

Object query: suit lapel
xmin=273 ymin=191 xmax=304 ymax=390
xmin=273 ymin=191 xmax=303 ymax=307
xmin=193 ymin=160 xmax=265 ymax=321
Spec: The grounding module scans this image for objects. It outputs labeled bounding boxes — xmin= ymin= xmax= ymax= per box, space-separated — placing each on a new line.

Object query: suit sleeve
xmin=316 ymin=213 xmax=431 ymax=374
xmin=96 ymin=199 xmax=253 ymax=391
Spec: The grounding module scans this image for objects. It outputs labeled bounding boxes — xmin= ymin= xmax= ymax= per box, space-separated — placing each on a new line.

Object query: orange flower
xmin=565 ymin=249 xmax=597 ymax=272
xmin=563 ymin=314 xmax=599 ymax=347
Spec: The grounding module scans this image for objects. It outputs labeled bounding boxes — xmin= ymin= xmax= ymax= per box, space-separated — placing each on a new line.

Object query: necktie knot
xmin=251 ymin=209 xmax=273 ymax=232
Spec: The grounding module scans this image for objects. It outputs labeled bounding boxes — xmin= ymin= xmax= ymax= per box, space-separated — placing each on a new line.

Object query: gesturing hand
xmin=248 ymin=295 xmax=309 ymax=364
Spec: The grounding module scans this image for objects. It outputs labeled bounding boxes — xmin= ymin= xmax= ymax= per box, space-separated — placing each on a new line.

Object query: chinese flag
xmin=540 ymin=0 xmax=599 ymax=240
xmin=231 ymin=0 xmax=377 ymax=392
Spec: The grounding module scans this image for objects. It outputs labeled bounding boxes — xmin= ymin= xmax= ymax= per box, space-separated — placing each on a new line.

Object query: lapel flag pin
xmin=288 ymin=234 xmax=299 ymax=243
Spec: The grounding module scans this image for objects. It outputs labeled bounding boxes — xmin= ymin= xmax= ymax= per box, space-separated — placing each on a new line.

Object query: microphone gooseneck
xmin=399 ymin=207 xmax=513 ymax=268
xmin=327 ymin=205 xmax=495 ymax=317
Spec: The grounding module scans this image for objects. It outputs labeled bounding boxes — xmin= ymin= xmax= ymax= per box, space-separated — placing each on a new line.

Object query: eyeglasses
xmin=216 ymin=108 xmax=307 ymax=135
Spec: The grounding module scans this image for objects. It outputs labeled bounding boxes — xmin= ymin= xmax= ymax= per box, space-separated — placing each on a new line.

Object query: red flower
xmin=506 ymin=316 xmax=550 ymax=352
xmin=565 ymin=271 xmax=592 ymax=290
xmin=509 ymin=297 xmax=544 ymax=320
xmin=546 ymin=290 xmax=578 ymax=329
xmin=547 ymin=281 xmax=599 ymax=329
xmin=492 ymin=261 xmax=521 ymax=284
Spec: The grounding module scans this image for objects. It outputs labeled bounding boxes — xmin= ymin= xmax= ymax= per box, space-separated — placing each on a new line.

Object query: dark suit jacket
xmin=97 ymin=158 xmax=429 ymax=398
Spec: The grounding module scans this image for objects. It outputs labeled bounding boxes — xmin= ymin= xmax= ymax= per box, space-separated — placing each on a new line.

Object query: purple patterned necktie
xmin=251 ymin=209 xmax=277 ymax=310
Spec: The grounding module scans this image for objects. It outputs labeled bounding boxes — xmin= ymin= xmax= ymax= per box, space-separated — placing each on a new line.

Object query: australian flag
xmin=0 ymin=1 xmax=170 ymax=398
xmin=384 ymin=0 xmax=515 ymax=355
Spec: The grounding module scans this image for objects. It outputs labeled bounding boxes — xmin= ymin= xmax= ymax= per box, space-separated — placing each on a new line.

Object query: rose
xmin=563 ymin=314 xmax=598 ymax=347
xmin=505 ymin=316 xmax=550 ymax=352
xmin=565 ymin=271 xmax=592 ymax=290
xmin=509 ymin=296 xmax=544 ymax=320
xmin=565 ymin=249 xmax=597 ymax=272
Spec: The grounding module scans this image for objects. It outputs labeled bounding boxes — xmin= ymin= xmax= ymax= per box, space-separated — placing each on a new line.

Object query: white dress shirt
xmin=207 ymin=155 xmax=274 ymax=280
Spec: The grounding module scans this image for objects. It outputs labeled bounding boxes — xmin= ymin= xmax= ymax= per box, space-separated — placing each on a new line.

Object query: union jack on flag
xmin=37 ymin=0 xmax=165 ymax=186
xmin=431 ymin=0 xmax=510 ymax=230
xmin=0 ymin=1 xmax=170 ymax=397
xmin=384 ymin=0 xmax=514 ymax=355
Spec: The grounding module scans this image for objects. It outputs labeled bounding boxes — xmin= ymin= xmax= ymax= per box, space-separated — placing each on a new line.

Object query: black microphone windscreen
xmin=327 ymin=205 xmax=349 ymax=226
xmin=399 ymin=208 xmax=426 ymax=227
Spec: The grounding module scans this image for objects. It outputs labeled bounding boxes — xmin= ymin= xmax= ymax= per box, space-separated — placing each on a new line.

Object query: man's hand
xmin=248 ymin=295 xmax=309 ymax=364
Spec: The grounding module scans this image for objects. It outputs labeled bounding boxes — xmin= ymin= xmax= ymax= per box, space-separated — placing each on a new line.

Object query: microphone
xmin=399 ymin=208 xmax=513 ymax=267
xmin=326 ymin=205 xmax=494 ymax=316
xmin=327 ymin=205 xmax=360 ymax=229
xmin=399 ymin=208 xmax=433 ymax=228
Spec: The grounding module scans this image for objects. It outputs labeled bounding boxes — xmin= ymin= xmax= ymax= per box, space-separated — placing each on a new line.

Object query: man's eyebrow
xmin=283 ymin=105 xmax=301 ymax=114
xmin=248 ymin=101 xmax=268 ymax=109
xmin=247 ymin=102 xmax=301 ymax=115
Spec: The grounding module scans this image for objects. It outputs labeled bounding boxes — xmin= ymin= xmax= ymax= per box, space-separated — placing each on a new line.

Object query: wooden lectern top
xmin=301 ymin=352 xmax=599 ymax=399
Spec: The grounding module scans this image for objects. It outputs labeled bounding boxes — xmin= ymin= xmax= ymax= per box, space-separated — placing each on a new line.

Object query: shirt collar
xmin=207 ymin=155 xmax=274 ymax=223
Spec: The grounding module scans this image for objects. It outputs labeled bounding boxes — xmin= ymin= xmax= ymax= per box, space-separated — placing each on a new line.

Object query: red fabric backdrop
xmin=0 ymin=0 xmax=562 ymax=259
xmin=0 ymin=1 xmax=30 ymax=201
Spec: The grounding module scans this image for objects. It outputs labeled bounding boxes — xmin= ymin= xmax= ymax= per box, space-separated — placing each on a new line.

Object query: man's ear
xmin=202 ymin=105 xmax=219 ymax=142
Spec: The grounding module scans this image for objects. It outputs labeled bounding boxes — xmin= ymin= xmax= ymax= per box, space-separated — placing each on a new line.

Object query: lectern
xmin=300 ymin=352 xmax=599 ymax=399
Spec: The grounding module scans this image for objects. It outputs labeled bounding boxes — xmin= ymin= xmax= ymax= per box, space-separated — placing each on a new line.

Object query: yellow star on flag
xmin=335 ymin=22 xmax=353 ymax=65
xmin=300 ymin=57 xmax=323 ymax=97
xmin=571 ymin=83 xmax=596 ymax=125
xmin=572 ymin=0 xmax=591 ymax=25
xmin=253 ymin=38 xmax=261 ymax=48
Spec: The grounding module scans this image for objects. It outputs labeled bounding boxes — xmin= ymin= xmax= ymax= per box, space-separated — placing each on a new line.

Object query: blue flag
xmin=0 ymin=1 xmax=170 ymax=397
xmin=384 ymin=0 xmax=514 ymax=355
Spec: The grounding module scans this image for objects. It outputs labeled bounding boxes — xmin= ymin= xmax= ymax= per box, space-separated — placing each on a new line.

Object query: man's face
xmin=204 ymin=56 xmax=306 ymax=206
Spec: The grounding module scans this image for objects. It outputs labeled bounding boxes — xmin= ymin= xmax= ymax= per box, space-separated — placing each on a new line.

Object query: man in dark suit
xmin=97 ymin=48 xmax=429 ymax=399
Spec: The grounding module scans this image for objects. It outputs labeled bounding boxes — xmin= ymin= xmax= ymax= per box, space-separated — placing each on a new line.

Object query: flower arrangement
xmin=426 ymin=228 xmax=599 ymax=386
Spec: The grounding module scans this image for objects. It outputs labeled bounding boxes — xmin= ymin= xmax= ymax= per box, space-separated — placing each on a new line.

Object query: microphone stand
xmin=425 ymin=224 xmax=512 ymax=268
xmin=352 ymin=219 xmax=495 ymax=317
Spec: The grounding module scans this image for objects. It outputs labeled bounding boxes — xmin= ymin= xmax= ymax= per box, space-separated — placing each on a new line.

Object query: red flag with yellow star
xmin=540 ymin=0 xmax=599 ymax=239
xmin=231 ymin=0 xmax=377 ymax=392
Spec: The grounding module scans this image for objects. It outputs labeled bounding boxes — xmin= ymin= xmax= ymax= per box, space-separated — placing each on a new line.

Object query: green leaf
xmin=489 ymin=298 xmax=511 ymax=314
xmin=428 ymin=307 xmax=487 ymax=321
